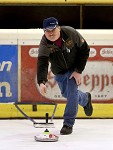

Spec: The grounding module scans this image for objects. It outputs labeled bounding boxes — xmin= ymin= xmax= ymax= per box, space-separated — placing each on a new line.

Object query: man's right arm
xmin=37 ymin=56 xmax=49 ymax=95
xmin=37 ymin=56 xmax=49 ymax=85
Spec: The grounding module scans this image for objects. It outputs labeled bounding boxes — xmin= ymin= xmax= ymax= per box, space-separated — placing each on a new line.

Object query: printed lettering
xmin=0 ymin=82 xmax=12 ymax=97
xmin=0 ymin=61 xmax=12 ymax=71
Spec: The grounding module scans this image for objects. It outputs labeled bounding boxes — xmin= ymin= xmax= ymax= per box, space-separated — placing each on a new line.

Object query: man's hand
xmin=69 ymin=71 xmax=81 ymax=85
xmin=39 ymin=83 xmax=47 ymax=95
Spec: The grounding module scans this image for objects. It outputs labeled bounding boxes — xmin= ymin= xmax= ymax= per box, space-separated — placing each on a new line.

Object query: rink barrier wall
xmin=0 ymin=0 xmax=113 ymax=5
xmin=0 ymin=29 xmax=113 ymax=118
xmin=0 ymin=103 xmax=113 ymax=118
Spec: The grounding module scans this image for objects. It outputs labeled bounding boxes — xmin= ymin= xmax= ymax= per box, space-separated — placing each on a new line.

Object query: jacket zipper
xmin=61 ymin=40 xmax=68 ymax=69
xmin=61 ymin=52 xmax=68 ymax=69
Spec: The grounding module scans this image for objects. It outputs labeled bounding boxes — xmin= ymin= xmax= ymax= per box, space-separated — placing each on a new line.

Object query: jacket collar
xmin=45 ymin=28 xmax=74 ymax=49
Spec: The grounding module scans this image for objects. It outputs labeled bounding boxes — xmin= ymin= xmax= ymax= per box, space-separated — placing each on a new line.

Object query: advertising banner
xmin=0 ymin=45 xmax=18 ymax=102
xmin=79 ymin=46 xmax=113 ymax=103
xmin=21 ymin=45 xmax=113 ymax=103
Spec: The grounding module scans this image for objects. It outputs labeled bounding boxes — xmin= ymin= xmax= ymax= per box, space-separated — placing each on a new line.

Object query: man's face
xmin=44 ymin=26 xmax=61 ymax=42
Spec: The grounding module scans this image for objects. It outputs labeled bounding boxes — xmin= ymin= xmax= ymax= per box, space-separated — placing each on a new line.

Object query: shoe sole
xmin=84 ymin=93 xmax=93 ymax=116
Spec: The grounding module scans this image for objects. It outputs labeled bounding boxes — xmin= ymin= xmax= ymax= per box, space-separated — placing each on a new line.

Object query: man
xmin=37 ymin=17 xmax=93 ymax=135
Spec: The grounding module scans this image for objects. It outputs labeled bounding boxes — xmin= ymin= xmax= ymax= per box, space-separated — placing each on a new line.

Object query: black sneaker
xmin=60 ymin=125 xmax=73 ymax=135
xmin=84 ymin=92 xmax=93 ymax=116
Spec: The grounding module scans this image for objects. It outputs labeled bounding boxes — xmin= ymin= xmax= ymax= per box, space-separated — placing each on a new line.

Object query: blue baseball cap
xmin=43 ymin=17 xmax=59 ymax=30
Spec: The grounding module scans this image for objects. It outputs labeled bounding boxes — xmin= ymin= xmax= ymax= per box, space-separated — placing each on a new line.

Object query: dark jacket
xmin=37 ymin=26 xmax=90 ymax=85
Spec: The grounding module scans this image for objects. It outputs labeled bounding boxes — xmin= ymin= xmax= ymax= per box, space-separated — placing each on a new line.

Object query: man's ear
xmin=57 ymin=26 xmax=61 ymax=31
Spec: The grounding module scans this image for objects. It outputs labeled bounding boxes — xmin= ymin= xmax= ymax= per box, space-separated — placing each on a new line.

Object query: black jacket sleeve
xmin=37 ymin=56 xmax=49 ymax=85
xmin=75 ymin=40 xmax=90 ymax=73
xmin=73 ymin=30 xmax=90 ymax=73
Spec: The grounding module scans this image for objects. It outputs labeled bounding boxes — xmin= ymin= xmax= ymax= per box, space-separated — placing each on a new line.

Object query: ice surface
xmin=0 ymin=119 xmax=113 ymax=150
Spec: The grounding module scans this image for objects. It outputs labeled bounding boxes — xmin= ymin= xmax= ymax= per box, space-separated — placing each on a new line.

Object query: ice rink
xmin=0 ymin=119 xmax=113 ymax=150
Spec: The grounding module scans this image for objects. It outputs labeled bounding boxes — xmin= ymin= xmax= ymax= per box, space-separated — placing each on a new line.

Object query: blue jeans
xmin=55 ymin=71 xmax=88 ymax=127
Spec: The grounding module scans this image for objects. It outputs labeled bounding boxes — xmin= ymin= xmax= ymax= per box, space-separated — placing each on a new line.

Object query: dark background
xmin=0 ymin=5 xmax=113 ymax=29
